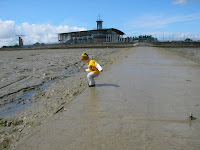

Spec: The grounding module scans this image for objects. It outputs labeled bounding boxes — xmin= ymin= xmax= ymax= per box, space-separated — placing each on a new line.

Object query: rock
xmin=7 ymin=121 xmax=12 ymax=127
xmin=186 ymin=80 xmax=191 ymax=82
xmin=189 ymin=113 xmax=193 ymax=120
xmin=18 ymin=129 xmax=23 ymax=132
xmin=64 ymin=108 xmax=69 ymax=111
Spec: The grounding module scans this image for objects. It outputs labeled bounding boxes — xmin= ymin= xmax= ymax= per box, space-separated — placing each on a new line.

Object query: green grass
xmin=26 ymin=122 xmax=34 ymax=127
xmin=0 ymin=120 xmax=7 ymax=127
xmin=0 ymin=120 xmax=23 ymax=127
xmin=0 ymin=131 xmax=6 ymax=135
xmin=11 ymin=129 xmax=18 ymax=133
xmin=61 ymin=102 xmax=66 ymax=105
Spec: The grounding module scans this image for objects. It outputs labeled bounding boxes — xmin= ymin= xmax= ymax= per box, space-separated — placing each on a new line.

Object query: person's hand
xmin=83 ymin=69 xmax=86 ymax=72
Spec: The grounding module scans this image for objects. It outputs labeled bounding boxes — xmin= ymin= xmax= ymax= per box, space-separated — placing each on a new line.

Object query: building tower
xmin=19 ymin=37 xmax=23 ymax=47
xmin=96 ymin=15 xmax=103 ymax=30
xmin=16 ymin=35 xmax=25 ymax=47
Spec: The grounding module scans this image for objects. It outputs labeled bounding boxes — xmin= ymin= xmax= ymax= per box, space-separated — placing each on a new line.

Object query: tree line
xmin=127 ymin=35 xmax=158 ymax=42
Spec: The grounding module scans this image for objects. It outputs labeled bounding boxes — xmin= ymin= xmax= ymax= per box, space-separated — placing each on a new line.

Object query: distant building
xmin=58 ymin=18 xmax=125 ymax=44
xmin=19 ymin=37 xmax=23 ymax=47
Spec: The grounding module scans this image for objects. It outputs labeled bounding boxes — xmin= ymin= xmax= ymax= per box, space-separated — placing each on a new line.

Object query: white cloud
xmin=0 ymin=20 xmax=16 ymax=39
xmin=0 ymin=19 xmax=86 ymax=47
xmin=124 ymin=13 xmax=200 ymax=41
xmin=126 ymin=31 xmax=200 ymax=41
xmin=173 ymin=0 xmax=188 ymax=5
xmin=126 ymin=13 xmax=200 ymax=29
xmin=0 ymin=19 xmax=18 ymax=47
xmin=155 ymin=32 xmax=199 ymax=41
xmin=172 ymin=0 xmax=200 ymax=5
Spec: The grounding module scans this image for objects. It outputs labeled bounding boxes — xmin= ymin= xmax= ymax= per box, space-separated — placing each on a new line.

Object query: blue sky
xmin=0 ymin=0 xmax=200 ymax=46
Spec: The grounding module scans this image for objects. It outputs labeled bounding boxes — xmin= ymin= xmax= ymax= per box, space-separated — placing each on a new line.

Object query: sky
xmin=0 ymin=0 xmax=200 ymax=47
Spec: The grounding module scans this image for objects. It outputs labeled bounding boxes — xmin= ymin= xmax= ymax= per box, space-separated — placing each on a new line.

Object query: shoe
xmin=89 ymin=84 xmax=95 ymax=87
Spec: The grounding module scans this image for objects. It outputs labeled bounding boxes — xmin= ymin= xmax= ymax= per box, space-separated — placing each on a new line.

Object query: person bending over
xmin=80 ymin=52 xmax=103 ymax=87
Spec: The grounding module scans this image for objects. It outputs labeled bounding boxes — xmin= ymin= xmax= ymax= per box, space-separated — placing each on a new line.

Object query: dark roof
xmin=58 ymin=28 xmax=125 ymax=35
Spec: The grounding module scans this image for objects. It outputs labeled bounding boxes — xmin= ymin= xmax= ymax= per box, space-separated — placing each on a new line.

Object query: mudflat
xmin=13 ymin=47 xmax=200 ymax=150
xmin=0 ymin=47 xmax=131 ymax=149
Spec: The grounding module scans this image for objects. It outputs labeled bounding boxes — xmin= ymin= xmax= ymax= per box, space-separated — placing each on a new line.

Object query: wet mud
xmin=13 ymin=47 xmax=200 ymax=150
xmin=0 ymin=47 xmax=130 ymax=149
xmin=0 ymin=48 xmax=126 ymax=116
xmin=161 ymin=47 xmax=200 ymax=64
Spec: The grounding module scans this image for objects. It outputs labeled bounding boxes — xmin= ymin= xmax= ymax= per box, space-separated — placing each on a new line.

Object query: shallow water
xmin=0 ymin=65 xmax=81 ymax=118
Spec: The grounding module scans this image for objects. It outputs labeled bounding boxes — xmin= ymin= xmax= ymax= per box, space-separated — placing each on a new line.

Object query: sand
xmin=161 ymin=47 xmax=200 ymax=64
xmin=1 ymin=45 xmax=200 ymax=149
xmin=0 ymin=47 xmax=131 ymax=149
xmin=13 ymin=46 xmax=200 ymax=150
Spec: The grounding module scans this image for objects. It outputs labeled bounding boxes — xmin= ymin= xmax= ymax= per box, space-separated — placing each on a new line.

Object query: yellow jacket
xmin=87 ymin=60 xmax=102 ymax=74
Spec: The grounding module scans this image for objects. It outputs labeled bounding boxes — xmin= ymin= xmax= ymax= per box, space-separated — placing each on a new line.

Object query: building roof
xmin=58 ymin=28 xmax=125 ymax=36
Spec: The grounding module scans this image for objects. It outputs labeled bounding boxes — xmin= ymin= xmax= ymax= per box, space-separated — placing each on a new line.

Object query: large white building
xmin=58 ymin=19 xmax=125 ymax=44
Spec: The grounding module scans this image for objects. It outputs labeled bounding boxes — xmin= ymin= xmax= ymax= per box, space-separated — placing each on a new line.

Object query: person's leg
xmin=87 ymin=72 xmax=99 ymax=86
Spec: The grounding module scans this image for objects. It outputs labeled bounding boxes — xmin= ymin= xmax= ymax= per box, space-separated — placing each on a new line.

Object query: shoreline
xmin=0 ymin=43 xmax=135 ymax=51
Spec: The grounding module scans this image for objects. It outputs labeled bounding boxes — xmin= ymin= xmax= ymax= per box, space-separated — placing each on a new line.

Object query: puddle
xmin=0 ymin=90 xmax=37 ymax=117
xmin=0 ymin=66 xmax=82 ymax=118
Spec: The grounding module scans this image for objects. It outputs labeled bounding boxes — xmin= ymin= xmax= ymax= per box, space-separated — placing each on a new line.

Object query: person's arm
xmin=85 ymin=68 xmax=90 ymax=72
xmin=96 ymin=63 xmax=103 ymax=72
xmin=83 ymin=68 xmax=90 ymax=72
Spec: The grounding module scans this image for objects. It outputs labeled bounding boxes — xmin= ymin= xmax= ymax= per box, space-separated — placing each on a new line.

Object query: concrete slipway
xmin=15 ymin=47 xmax=200 ymax=150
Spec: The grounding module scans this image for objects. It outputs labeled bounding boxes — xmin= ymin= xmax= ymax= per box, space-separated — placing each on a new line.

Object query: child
xmin=80 ymin=52 xmax=103 ymax=87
